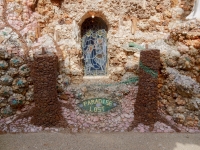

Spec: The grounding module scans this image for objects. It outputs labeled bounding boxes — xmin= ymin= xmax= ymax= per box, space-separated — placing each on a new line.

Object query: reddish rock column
xmin=31 ymin=54 xmax=62 ymax=127
xmin=133 ymin=49 xmax=160 ymax=128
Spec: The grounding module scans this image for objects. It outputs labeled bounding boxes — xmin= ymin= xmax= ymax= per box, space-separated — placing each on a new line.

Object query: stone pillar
xmin=31 ymin=53 xmax=62 ymax=127
xmin=133 ymin=49 xmax=160 ymax=128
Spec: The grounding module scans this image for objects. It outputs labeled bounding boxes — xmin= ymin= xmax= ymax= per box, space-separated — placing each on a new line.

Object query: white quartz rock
xmin=186 ymin=0 xmax=200 ymax=21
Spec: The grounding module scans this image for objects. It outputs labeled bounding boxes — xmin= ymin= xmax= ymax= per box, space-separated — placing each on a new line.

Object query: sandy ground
xmin=0 ymin=132 xmax=200 ymax=150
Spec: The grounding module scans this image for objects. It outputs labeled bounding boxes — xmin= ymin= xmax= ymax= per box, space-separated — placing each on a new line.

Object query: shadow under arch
xmin=78 ymin=11 xmax=110 ymax=31
xmin=81 ymin=17 xmax=108 ymax=37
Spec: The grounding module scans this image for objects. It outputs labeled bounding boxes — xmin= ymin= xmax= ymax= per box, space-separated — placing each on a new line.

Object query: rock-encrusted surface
xmin=30 ymin=54 xmax=66 ymax=127
xmin=0 ymin=0 xmax=200 ymax=133
xmin=133 ymin=49 xmax=160 ymax=128
xmin=0 ymin=55 xmax=32 ymax=118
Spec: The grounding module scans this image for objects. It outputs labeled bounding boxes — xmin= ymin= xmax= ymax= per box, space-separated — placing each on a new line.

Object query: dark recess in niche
xmin=81 ymin=17 xmax=108 ymax=37
xmin=50 ymin=0 xmax=64 ymax=7
xmin=30 ymin=0 xmax=39 ymax=11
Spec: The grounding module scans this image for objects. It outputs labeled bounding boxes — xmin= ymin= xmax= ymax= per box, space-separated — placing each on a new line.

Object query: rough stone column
xmin=31 ymin=53 xmax=62 ymax=127
xmin=133 ymin=49 xmax=160 ymax=128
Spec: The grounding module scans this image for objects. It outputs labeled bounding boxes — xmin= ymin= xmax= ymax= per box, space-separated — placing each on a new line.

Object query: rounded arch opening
xmin=81 ymin=17 xmax=108 ymax=37
xmin=79 ymin=11 xmax=110 ymax=30
xmin=81 ymin=16 xmax=108 ymax=76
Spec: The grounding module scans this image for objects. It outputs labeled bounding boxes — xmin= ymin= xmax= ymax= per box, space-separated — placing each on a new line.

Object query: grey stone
xmin=12 ymin=78 xmax=27 ymax=88
xmin=188 ymin=99 xmax=199 ymax=111
xmin=167 ymin=106 xmax=174 ymax=116
xmin=0 ymin=60 xmax=8 ymax=70
xmin=7 ymin=68 xmax=18 ymax=77
xmin=81 ymin=86 xmax=87 ymax=93
xmin=148 ymin=39 xmax=178 ymax=57
xmin=19 ymin=64 xmax=30 ymax=76
xmin=178 ymin=55 xmax=192 ymax=70
xmin=120 ymin=86 xmax=130 ymax=95
xmin=166 ymin=68 xmax=200 ymax=97
xmin=1 ymin=105 xmax=12 ymax=116
xmin=25 ymin=89 xmax=34 ymax=101
xmin=8 ymin=94 xmax=25 ymax=107
xmin=10 ymin=56 xmax=24 ymax=68
xmin=0 ymin=86 xmax=13 ymax=98
xmin=0 ymin=70 xmax=6 ymax=76
xmin=0 ymin=97 xmax=8 ymax=108
xmin=173 ymin=113 xmax=185 ymax=124
xmin=26 ymin=77 xmax=33 ymax=85
xmin=12 ymin=78 xmax=28 ymax=93
xmin=195 ymin=97 xmax=200 ymax=107
xmin=0 ymin=47 xmax=11 ymax=59
xmin=176 ymin=86 xmax=193 ymax=98
xmin=166 ymin=59 xmax=177 ymax=67
xmin=122 ymin=72 xmax=137 ymax=81
xmin=0 ymin=97 xmax=7 ymax=105
xmin=75 ymin=90 xmax=83 ymax=99
xmin=175 ymin=106 xmax=186 ymax=113
xmin=115 ymin=92 xmax=123 ymax=97
xmin=0 ymin=75 xmax=13 ymax=86
xmin=125 ymin=56 xmax=138 ymax=71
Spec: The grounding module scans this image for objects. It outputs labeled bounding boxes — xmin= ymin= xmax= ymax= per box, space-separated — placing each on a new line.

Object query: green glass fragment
xmin=139 ymin=62 xmax=158 ymax=78
xmin=2 ymin=32 xmax=7 ymax=36
xmin=17 ymin=80 xmax=23 ymax=86
xmin=129 ymin=42 xmax=145 ymax=50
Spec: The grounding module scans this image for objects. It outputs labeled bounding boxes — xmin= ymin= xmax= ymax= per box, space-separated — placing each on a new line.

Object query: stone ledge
xmin=83 ymin=76 xmax=109 ymax=80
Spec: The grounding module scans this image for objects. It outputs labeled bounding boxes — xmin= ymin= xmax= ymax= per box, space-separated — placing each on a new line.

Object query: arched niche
xmin=81 ymin=16 xmax=108 ymax=76
xmin=78 ymin=11 xmax=110 ymax=29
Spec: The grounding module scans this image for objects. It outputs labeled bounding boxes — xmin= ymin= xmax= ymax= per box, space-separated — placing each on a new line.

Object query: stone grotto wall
xmin=158 ymin=26 xmax=200 ymax=129
xmin=0 ymin=0 xmax=200 ymax=133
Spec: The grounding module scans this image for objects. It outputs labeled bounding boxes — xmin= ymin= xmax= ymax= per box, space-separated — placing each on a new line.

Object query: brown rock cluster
xmin=158 ymin=38 xmax=200 ymax=128
xmin=170 ymin=24 xmax=200 ymax=49
xmin=133 ymin=49 xmax=160 ymax=128
xmin=31 ymin=54 xmax=64 ymax=127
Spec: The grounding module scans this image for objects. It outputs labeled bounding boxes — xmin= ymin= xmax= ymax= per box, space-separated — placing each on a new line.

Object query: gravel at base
xmin=0 ymin=132 xmax=200 ymax=150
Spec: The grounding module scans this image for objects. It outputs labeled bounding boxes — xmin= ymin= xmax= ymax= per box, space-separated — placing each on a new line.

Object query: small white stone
xmin=54 ymin=128 xmax=59 ymax=132
xmin=134 ymin=52 xmax=140 ymax=58
xmin=6 ymin=120 xmax=12 ymax=124
xmin=30 ymin=128 xmax=35 ymax=132
xmin=16 ymin=111 xmax=21 ymax=115
xmin=124 ymin=114 xmax=130 ymax=118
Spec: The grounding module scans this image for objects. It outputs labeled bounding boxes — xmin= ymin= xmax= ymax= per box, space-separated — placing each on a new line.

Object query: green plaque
xmin=78 ymin=98 xmax=118 ymax=113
